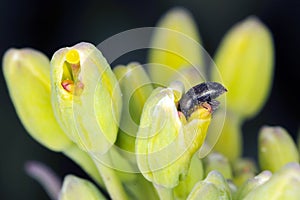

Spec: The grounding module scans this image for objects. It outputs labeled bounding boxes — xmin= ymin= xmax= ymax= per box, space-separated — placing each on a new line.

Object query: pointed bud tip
xmin=164 ymin=7 xmax=194 ymax=20
xmin=3 ymin=48 xmax=34 ymax=70
xmin=3 ymin=49 xmax=20 ymax=74
xmin=259 ymin=126 xmax=299 ymax=172
xmin=4 ymin=48 xmax=19 ymax=61
xmin=259 ymin=126 xmax=289 ymax=141
xmin=237 ymin=16 xmax=268 ymax=33
xmin=243 ymin=16 xmax=262 ymax=25
xmin=60 ymin=175 xmax=105 ymax=200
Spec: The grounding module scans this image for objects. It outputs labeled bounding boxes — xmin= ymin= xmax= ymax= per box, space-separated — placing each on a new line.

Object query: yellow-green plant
xmin=3 ymin=6 xmax=300 ymax=200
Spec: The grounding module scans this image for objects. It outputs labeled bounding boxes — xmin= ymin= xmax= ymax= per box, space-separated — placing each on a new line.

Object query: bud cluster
xmin=3 ymin=6 xmax=297 ymax=200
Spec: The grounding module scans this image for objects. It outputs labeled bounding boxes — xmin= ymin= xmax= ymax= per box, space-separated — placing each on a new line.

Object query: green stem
xmin=98 ymin=146 xmax=157 ymax=199
xmin=124 ymin=173 xmax=158 ymax=200
xmin=93 ymin=157 xmax=129 ymax=200
xmin=63 ymin=144 xmax=104 ymax=188
xmin=154 ymin=184 xmax=174 ymax=200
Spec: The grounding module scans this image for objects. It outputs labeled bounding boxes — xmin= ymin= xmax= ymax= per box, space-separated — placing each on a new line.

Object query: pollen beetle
xmin=178 ymin=82 xmax=227 ymax=118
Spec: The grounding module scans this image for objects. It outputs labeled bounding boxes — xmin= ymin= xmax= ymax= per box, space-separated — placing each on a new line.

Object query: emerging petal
xmin=51 ymin=42 xmax=122 ymax=154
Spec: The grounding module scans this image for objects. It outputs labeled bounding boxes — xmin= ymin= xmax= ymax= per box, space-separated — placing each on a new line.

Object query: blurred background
xmin=0 ymin=0 xmax=299 ymax=199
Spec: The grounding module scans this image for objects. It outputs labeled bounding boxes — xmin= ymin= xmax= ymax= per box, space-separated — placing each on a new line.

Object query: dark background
xmin=0 ymin=0 xmax=299 ymax=199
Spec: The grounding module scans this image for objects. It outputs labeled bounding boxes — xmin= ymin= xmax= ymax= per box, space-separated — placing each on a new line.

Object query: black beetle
xmin=178 ymin=82 xmax=227 ymax=118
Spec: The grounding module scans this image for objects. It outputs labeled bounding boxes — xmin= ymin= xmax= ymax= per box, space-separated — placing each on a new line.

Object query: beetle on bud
xmin=178 ymin=82 xmax=227 ymax=119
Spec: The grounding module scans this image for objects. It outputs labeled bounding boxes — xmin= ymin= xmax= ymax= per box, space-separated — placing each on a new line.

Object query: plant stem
xmin=93 ymin=157 xmax=129 ymax=200
xmin=123 ymin=173 xmax=158 ymax=200
xmin=154 ymin=184 xmax=174 ymax=200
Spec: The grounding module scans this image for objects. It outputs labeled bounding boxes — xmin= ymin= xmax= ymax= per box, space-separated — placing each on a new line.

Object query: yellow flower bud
xmin=258 ymin=126 xmax=299 ymax=172
xmin=136 ymin=87 xmax=212 ymax=188
xmin=148 ymin=7 xmax=204 ymax=86
xmin=187 ymin=171 xmax=231 ymax=200
xmin=212 ymin=16 xmax=274 ymax=118
xmin=203 ymin=152 xmax=233 ymax=179
xmin=51 ymin=42 xmax=122 ymax=154
xmin=113 ymin=62 xmax=153 ymax=152
xmin=3 ymin=48 xmax=105 ymax=187
xmin=3 ymin=48 xmax=72 ymax=151
xmin=203 ymin=171 xmax=232 ymax=199
xmin=187 ymin=182 xmax=219 ymax=200
xmin=59 ymin=175 xmax=106 ymax=200
xmin=235 ymin=170 xmax=272 ymax=199
xmin=243 ymin=163 xmax=300 ymax=200
xmin=232 ymin=158 xmax=257 ymax=186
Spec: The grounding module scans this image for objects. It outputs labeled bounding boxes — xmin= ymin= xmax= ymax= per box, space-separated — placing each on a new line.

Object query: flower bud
xmin=187 ymin=182 xmax=220 ymax=200
xmin=232 ymin=158 xmax=257 ymax=186
xmin=148 ymin=7 xmax=204 ymax=86
xmin=59 ymin=175 xmax=106 ymax=200
xmin=235 ymin=170 xmax=272 ymax=199
xmin=187 ymin=171 xmax=231 ymax=200
xmin=258 ymin=126 xmax=299 ymax=172
xmin=113 ymin=62 xmax=153 ymax=152
xmin=136 ymin=87 xmax=212 ymax=188
xmin=204 ymin=171 xmax=232 ymax=199
xmin=3 ymin=48 xmax=105 ymax=186
xmin=212 ymin=16 xmax=274 ymax=118
xmin=243 ymin=163 xmax=300 ymax=200
xmin=51 ymin=42 xmax=122 ymax=154
xmin=203 ymin=152 xmax=232 ymax=179
xmin=3 ymin=48 xmax=72 ymax=151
